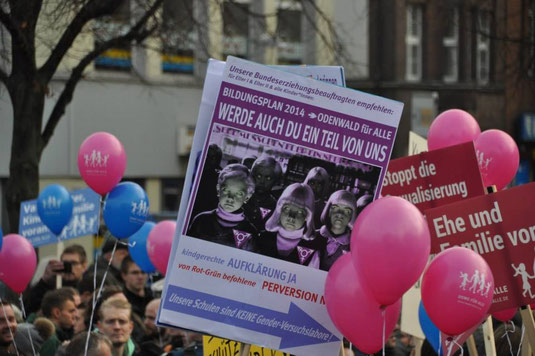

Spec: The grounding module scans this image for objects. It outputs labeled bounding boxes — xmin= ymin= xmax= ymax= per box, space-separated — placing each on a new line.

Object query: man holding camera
xmin=23 ymin=244 xmax=88 ymax=315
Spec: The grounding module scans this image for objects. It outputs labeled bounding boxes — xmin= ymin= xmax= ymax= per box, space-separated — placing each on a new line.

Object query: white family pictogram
xmin=476 ymin=150 xmax=493 ymax=170
xmin=84 ymin=150 xmax=110 ymax=168
xmin=131 ymin=200 xmax=149 ymax=216
xmin=459 ymin=269 xmax=492 ymax=297
xmin=511 ymin=258 xmax=535 ymax=299
xmin=42 ymin=196 xmax=61 ymax=209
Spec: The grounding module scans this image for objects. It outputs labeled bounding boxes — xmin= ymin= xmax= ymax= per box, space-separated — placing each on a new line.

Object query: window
xmin=443 ymin=8 xmax=459 ymax=82
xmin=276 ymin=4 xmax=303 ymax=65
xmin=161 ymin=0 xmax=195 ymax=74
xmin=476 ymin=10 xmax=490 ymax=84
xmin=161 ymin=178 xmax=184 ymax=212
xmin=406 ymin=4 xmax=423 ymax=81
xmin=94 ymin=0 xmax=132 ymax=71
xmin=223 ymin=1 xmax=249 ymax=58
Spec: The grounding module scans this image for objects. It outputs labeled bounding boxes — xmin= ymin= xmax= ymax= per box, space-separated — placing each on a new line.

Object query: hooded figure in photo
xmin=304 ymin=166 xmax=330 ymax=228
xmin=188 ymin=164 xmax=259 ymax=252
xmin=316 ymin=190 xmax=357 ymax=271
xmin=260 ymin=183 xmax=324 ymax=268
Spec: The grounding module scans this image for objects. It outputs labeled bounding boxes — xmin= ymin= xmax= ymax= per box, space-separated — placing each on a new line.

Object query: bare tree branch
xmin=0 ymin=6 xmax=31 ymax=58
xmin=40 ymin=0 xmax=163 ymax=152
xmin=38 ymin=0 xmax=126 ymax=82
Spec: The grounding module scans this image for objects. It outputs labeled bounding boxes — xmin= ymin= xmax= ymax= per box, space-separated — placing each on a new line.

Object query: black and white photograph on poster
xmin=185 ymin=124 xmax=381 ymax=272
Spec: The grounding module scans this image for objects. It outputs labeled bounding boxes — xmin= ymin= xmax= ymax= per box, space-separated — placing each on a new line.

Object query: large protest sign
xmin=382 ymin=142 xmax=485 ymax=212
xmin=159 ymin=56 xmax=403 ymax=355
xmin=425 ymin=182 xmax=535 ymax=312
xmin=165 ymin=59 xmax=348 ymax=279
xmin=19 ymin=188 xmax=100 ymax=247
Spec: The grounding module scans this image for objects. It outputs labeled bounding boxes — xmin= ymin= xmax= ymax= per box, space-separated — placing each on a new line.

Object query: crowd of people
xmin=0 ymin=239 xmax=202 ymax=356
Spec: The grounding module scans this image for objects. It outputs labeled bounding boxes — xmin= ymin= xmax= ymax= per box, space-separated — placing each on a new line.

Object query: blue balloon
xmin=0 ymin=226 xmax=3 ymax=250
xmin=128 ymin=221 xmax=156 ymax=273
xmin=37 ymin=184 xmax=73 ymax=235
xmin=419 ymin=301 xmax=443 ymax=355
xmin=103 ymin=182 xmax=149 ymax=238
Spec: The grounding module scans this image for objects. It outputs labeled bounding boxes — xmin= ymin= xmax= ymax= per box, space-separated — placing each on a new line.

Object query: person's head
xmin=216 ymin=164 xmax=255 ymax=213
xmin=265 ymin=183 xmax=315 ymax=239
xmin=41 ymin=288 xmax=77 ymax=330
xmin=206 ymin=144 xmax=223 ymax=168
xmin=97 ymin=299 xmax=133 ymax=350
xmin=321 ymin=190 xmax=357 ymax=234
xmin=120 ymin=256 xmax=148 ymax=295
xmin=251 ymin=156 xmax=282 ymax=193
xmin=61 ymin=244 xmax=88 ymax=282
xmin=66 ymin=331 xmax=113 ymax=356
xmin=143 ymin=298 xmax=161 ymax=336
xmin=0 ymin=302 xmax=17 ymax=349
xmin=241 ymin=156 xmax=257 ymax=170
xmin=304 ymin=166 xmax=330 ymax=199
xmin=73 ymin=302 xmax=87 ymax=335
xmin=77 ymin=270 xmax=120 ymax=304
xmin=101 ymin=237 xmax=129 ymax=271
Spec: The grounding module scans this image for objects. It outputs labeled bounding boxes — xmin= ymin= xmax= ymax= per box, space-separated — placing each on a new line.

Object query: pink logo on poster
xmin=233 ymin=230 xmax=252 ymax=249
xmin=297 ymin=246 xmax=314 ymax=264
xmin=260 ymin=208 xmax=271 ymax=219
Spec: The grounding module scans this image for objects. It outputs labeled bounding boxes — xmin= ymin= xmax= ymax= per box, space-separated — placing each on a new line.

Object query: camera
xmin=57 ymin=261 xmax=72 ymax=273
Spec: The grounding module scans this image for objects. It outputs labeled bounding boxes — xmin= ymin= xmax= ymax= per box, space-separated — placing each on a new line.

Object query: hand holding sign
xmin=427 ymin=109 xmax=481 ymax=151
xmin=474 ymin=129 xmax=519 ymax=190
xmin=421 ymin=246 xmax=494 ymax=337
xmin=350 ymin=196 xmax=430 ymax=306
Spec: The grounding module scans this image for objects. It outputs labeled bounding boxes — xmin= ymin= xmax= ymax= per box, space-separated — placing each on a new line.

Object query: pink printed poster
xmin=159 ymin=56 xmax=403 ymax=355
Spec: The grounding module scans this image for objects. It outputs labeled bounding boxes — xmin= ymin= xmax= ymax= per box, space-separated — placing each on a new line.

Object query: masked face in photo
xmin=218 ymin=178 xmax=249 ymax=213
xmin=328 ymin=204 xmax=353 ymax=234
xmin=280 ymin=203 xmax=307 ymax=232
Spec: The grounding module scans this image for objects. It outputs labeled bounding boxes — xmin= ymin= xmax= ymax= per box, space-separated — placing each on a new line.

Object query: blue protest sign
xmin=163 ymin=285 xmax=339 ymax=349
xmin=19 ymin=188 xmax=101 ymax=247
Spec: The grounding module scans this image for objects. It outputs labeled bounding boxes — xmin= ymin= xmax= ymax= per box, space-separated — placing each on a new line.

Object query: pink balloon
xmin=474 ymin=129 xmax=519 ymax=190
xmin=147 ymin=220 xmax=176 ymax=275
xmin=351 ymin=196 xmax=430 ymax=306
xmin=428 ymin=109 xmax=481 ymax=151
xmin=77 ymin=132 xmax=127 ymax=195
xmin=492 ymin=308 xmax=517 ymax=322
xmin=325 ymin=254 xmax=401 ymax=354
xmin=0 ymin=234 xmax=37 ymax=293
xmin=421 ymin=247 xmax=494 ymax=336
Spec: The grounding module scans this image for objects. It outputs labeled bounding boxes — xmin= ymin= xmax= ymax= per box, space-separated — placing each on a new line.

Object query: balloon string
xmin=381 ymin=309 xmax=385 ymax=356
xmin=85 ymin=197 xmax=107 ymax=356
xmin=0 ymin=298 xmax=19 ymax=356
xmin=84 ymin=238 xmax=116 ymax=355
xmin=18 ymin=295 xmax=36 ymax=356
xmin=501 ymin=321 xmax=515 ymax=356
xmin=438 ymin=332 xmax=442 ymax=356
xmin=516 ymin=325 xmax=525 ymax=356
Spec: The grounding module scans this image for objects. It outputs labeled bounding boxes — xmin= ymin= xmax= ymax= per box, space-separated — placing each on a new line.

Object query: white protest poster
xmin=165 ymin=59 xmax=348 ymax=280
xmin=159 ymin=56 xmax=403 ymax=355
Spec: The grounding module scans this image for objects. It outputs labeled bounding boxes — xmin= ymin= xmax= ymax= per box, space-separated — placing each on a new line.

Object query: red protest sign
xmin=382 ymin=142 xmax=485 ymax=212
xmin=425 ymin=183 xmax=535 ymax=312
